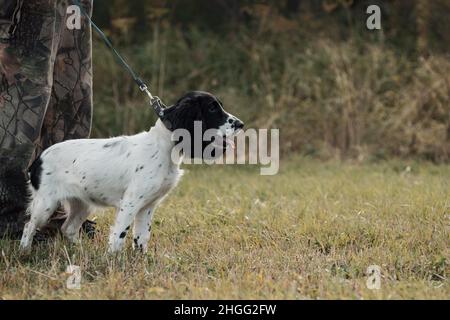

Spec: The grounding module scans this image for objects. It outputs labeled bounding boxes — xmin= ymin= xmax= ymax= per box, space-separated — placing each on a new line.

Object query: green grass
xmin=0 ymin=158 xmax=448 ymax=299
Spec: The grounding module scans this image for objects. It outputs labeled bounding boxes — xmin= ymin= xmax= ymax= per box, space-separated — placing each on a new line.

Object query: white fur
xmin=219 ymin=115 xmax=240 ymax=137
xmin=20 ymin=119 xmax=183 ymax=253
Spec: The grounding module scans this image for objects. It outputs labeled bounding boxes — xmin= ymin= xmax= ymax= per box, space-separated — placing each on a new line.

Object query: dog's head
xmin=161 ymin=91 xmax=244 ymax=158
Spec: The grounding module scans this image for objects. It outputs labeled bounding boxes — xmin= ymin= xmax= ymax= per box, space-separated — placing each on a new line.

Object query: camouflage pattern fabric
xmin=0 ymin=0 xmax=93 ymax=237
xmin=0 ymin=0 xmax=93 ymax=155
xmin=0 ymin=144 xmax=32 ymax=237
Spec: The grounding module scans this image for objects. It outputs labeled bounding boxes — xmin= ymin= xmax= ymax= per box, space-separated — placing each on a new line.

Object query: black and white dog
xmin=20 ymin=91 xmax=243 ymax=253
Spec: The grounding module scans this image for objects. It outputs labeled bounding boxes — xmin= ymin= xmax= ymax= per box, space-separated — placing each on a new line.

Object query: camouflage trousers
xmin=0 ymin=0 xmax=93 ymax=237
xmin=0 ymin=0 xmax=93 ymax=157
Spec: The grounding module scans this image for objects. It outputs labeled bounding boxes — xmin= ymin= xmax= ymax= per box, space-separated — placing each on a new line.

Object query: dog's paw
xmin=132 ymin=238 xmax=149 ymax=254
xmin=107 ymin=241 xmax=124 ymax=254
xmin=18 ymin=242 xmax=32 ymax=255
xmin=81 ymin=219 xmax=97 ymax=238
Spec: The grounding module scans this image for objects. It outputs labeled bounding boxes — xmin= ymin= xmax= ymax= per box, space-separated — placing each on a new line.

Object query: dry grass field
xmin=0 ymin=158 xmax=448 ymax=299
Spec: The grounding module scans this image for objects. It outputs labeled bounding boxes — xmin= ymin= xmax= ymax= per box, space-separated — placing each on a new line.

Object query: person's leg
xmin=0 ymin=0 xmax=59 ymax=238
xmin=0 ymin=0 xmax=59 ymax=150
xmin=0 ymin=0 xmax=94 ymax=239
xmin=0 ymin=144 xmax=33 ymax=237
xmin=36 ymin=0 xmax=93 ymax=153
xmin=34 ymin=0 xmax=94 ymax=236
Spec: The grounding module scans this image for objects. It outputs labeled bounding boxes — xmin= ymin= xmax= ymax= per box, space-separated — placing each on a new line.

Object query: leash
xmin=73 ymin=0 xmax=166 ymax=118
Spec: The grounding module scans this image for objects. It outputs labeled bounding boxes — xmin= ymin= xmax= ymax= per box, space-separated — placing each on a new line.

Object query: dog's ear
xmin=161 ymin=96 xmax=202 ymax=133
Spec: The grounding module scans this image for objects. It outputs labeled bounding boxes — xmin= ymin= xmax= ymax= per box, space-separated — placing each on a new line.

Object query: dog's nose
xmin=233 ymin=119 xmax=244 ymax=130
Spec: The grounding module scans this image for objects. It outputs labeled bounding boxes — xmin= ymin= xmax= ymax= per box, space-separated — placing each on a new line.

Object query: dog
xmin=19 ymin=91 xmax=243 ymax=253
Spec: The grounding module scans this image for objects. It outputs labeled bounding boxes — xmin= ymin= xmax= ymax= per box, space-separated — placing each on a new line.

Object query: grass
xmin=0 ymin=158 xmax=448 ymax=299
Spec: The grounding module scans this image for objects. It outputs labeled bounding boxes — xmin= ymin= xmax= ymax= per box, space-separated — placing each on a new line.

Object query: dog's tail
xmin=28 ymin=156 xmax=43 ymax=191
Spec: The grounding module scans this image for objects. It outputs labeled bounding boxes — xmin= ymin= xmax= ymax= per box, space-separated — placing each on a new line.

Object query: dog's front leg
xmin=133 ymin=204 xmax=156 ymax=253
xmin=108 ymin=200 xmax=141 ymax=253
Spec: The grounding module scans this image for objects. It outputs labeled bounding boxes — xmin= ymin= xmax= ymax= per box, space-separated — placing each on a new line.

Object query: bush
xmin=92 ymin=27 xmax=450 ymax=162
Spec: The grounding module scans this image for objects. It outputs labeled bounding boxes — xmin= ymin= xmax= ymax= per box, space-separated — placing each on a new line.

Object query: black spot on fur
xmin=103 ymin=141 xmax=120 ymax=148
xmin=150 ymin=151 xmax=158 ymax=159
xmin=119 ymin=231 xmax=126 ymax=238
xmin=29 ymin=157 xmax=43 ymax=190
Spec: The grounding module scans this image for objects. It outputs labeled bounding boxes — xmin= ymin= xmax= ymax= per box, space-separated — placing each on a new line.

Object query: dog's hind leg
xmin=133 ymin=204 xmax=156 ymax=253
xmin=20 ymin=195 xmax=58 ymax=252
xmin=61 ymin=199 xmax=90 ymax=243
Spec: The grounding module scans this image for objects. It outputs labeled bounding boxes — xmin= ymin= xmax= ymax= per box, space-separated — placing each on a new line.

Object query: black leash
xmin=73 ymin=0 xmax=166 ymax=118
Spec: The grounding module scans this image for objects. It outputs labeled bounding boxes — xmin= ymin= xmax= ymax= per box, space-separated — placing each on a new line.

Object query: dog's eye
xmin=208 ymin=104 xmax=218 ymax=113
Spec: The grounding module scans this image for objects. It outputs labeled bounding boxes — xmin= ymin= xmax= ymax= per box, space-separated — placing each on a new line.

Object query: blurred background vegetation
xmin=91 ymin=0 xmax=450 ymax=163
